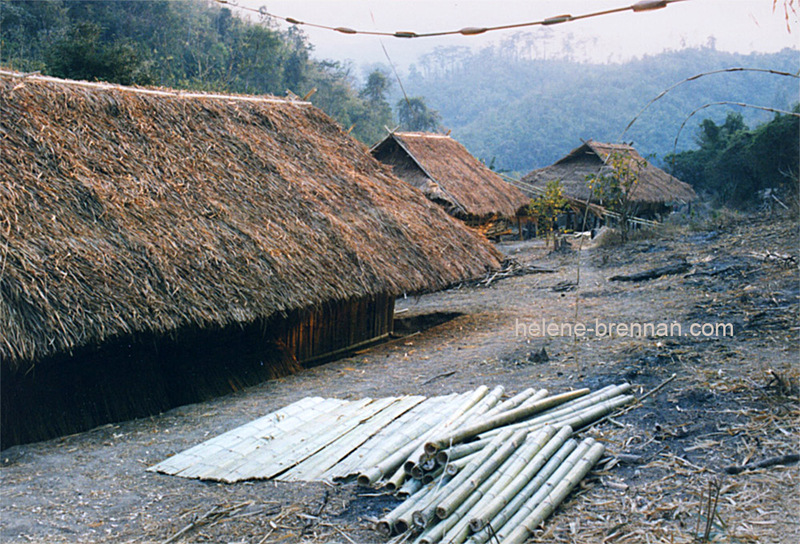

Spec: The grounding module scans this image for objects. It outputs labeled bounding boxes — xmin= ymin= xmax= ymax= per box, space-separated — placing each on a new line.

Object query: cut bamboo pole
xmin=384 ymin=464 xmax=407 ymax=491
xmin=501 ymin=387 xmax=550 ymax=413
xmin=445 ymin=452 xmax=477 ymax=476
xmin=421 ymin=465 xmax=444 ymax=484
xmin=559 ymin=394 xmax=634 ymax=430
xmin=411 ymin=428 xmax=515 ymax=531
xmin=376 ymin=478 xmax=440 ymax=537
xmin=327 ymin=393 xmax=457 ymax=481
xmin=402 ymin=386 xmax=492 ymax=476
xmin=424 ymin=389 xmax=589 ymax=456
xmin=357 ymin=393 xmax=475 ymax=486
xmin=413 ymin=428 xmax=551 ymax=544
xmin=499 ymin=442 xmax=605 ymax=544
xmin=491 ymin=438 xmax=597 ymax=542
xmin=466 ymin=437 xmax=580 ymax=544
xmin=434 ymin=428 xmax=529 ymax=521
xmin=481 ymin=387 xmax=545 ymax=419
xmin=478 ymin=392 xmax=633 ymax=440
xmin=436 ymin=437 xmax=490 ymax=465
xmin=477 ymin=384 xmax=626 ymax=439
xmin=396 ymin=476 xmax=423 ymax=499
xmin=468 ymin=425 xmax=573 ymax=533
xmin=533 ymin=383 xmax=630 ymax=420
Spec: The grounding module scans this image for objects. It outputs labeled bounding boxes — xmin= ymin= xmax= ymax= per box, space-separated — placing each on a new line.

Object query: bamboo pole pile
xmin=372 ymin=383 xmax=634 ymax=544
xmin=150 ymin=382 xmax=634 ymax=541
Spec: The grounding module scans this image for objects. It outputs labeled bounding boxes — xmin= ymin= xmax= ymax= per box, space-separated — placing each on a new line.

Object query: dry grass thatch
xmin=371 ymin=132 xmax=529 ymax=220
xmin=521 ymin=140 xmax=697 ymax=205
xmin=0 ymin=71 xmax=502 ymax=370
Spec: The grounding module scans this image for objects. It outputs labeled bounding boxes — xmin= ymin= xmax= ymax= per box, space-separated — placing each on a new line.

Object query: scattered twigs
xmin=765 ymin=369 xmax=800 ymax=397
xmin=609 ymin=261 xmax=691 ymax=282
xmin=584 ymin=374 xmax=675 ymax=432
xmin=750 ymin=250 xmax=798 ymax=267
xmin=421 ymin=371 xmax=457 ymax=385
xmin=723 ymin=453 xmax=800 ymax=475
xmin=468 ymin=259 xmax=556 ymax=288
xmin=163 ymin=501 xmax=251 ymax=544
xmin=638 ymin=373 xmax=678 ymax=404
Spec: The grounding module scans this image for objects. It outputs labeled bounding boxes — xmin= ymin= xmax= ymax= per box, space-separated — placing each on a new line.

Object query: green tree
xmin=361 ymin=70 xmax=390 ymax=103
xmin=528 ymin=180 xmax=568 ymax=247
xmin=45 ymin=21 xmax=146 ymax=84
xmin=666 ymin=108 xmax=799 ymax=208
xmin=396 ymin=96 xmax=441 ymax=132
xmin=0 ymin=0 xmax=396 ymax=144
xmin=588 ymin=151 xmax=644 ymax=241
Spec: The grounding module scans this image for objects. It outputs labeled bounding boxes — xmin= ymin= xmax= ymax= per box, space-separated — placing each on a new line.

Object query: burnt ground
xmin=1 ymin=212 xmax=798 ymax=544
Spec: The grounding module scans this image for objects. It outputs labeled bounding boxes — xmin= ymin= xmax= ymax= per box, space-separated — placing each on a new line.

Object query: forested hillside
xmin=403 ymin=41 xmax=798 ymax=174
xmin=0 ymin=0 xmax=393 ymax=144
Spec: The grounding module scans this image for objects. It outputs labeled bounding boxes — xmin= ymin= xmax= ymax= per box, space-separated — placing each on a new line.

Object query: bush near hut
xmin=527 ymin=180 xmax=568 ymax=247
xmin=588 ymin=151 xmax=645 ymax=242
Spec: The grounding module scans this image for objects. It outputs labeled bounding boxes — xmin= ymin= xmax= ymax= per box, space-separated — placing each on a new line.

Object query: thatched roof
xmin=371 ymin=132 xmax=529 ymax=220
xmin=521 ymin=140 xmax=697 ymax=205
xmin=0 ymin=71 xmax=502 ymax=369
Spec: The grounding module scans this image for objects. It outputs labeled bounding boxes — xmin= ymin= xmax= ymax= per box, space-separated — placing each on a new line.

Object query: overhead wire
xmin=215 ymin=0 xmax=687 ymax=39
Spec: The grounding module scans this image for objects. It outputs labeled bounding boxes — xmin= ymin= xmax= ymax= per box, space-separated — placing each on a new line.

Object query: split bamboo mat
xmin=150 ymin=383 xmax=634 ymax=543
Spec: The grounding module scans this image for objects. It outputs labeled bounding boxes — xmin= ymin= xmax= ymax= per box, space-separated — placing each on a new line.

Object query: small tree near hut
xmin=529 ymin=180 xmax=568 ymax=248
xmin=588 ymin=151 xmax=643 ymax=242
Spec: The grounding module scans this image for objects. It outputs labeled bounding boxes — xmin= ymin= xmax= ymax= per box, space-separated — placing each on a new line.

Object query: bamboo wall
xmin=1 ymin=295 xmax=395 ymax=448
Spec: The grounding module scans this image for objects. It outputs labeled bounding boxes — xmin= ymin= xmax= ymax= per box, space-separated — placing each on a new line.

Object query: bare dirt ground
xmin=1 ymin=212 xmax=798 ymax=544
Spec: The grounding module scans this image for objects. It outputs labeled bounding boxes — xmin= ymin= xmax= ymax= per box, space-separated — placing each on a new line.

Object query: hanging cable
xmin=215 ymin=0 xmax=686 ymax=39
xmin=621 ymin=67 xmax=800 ymax=141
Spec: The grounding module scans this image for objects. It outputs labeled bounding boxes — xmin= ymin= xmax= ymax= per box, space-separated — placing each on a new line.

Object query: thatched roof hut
xmin=0 ymin=71 xmax=501 ymax=446
xmin=371 ymin=132 xmax=529 ymax=224
xmin=521 ymin=140 xmax=696 ymax=212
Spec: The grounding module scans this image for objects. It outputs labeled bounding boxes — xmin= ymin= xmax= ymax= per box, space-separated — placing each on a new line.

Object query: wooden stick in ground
xmin=500 ymin=442 xmax=606 ymax=544
xmin=424 ymin=389 xmax=589 ymax=456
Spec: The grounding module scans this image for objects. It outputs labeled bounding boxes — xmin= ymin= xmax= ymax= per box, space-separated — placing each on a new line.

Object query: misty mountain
xmin=400 ymin=43 xmax=798 ymax=174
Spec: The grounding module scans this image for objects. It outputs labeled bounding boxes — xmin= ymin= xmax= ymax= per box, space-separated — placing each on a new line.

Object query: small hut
xmin=521 ymin=140 xmax=696 ymax=228
xmin=370 ymin=132 xmax=529 ymax=233
xmin=0 ymin=72 xmax=501 ymax=447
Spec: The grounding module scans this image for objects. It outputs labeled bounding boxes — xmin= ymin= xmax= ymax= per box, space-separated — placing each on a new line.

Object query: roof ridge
xmin=0 ymin=70 xmax=310 ymax=106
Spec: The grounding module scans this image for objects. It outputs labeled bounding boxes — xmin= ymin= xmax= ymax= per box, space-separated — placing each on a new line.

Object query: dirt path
xmin=1 ymin=214 xmax=797 ymax=544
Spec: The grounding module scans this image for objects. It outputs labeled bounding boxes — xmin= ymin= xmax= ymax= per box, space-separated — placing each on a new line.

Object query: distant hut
xmin=371 ymin=132 xmax=529 ymax=234
xmin=0 ymin=72 xmax=502 ymax=447
xmin=521 ymin=140 xmax=697 ymax=229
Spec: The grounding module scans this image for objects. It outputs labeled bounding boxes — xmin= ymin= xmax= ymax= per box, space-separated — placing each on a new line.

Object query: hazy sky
xmin=235 ymin=0 xmax=798 ymax=69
